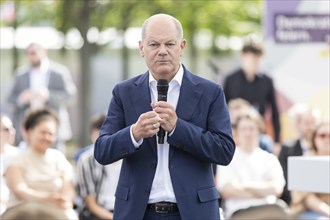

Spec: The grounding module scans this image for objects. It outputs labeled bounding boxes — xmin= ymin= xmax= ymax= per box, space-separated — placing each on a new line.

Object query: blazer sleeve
xmin=94 ymin=85 xmax=139 ymax=165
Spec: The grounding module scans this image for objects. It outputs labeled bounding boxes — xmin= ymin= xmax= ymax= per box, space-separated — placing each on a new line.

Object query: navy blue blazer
xmin=94 ymin=66 xmax=235 ymax=220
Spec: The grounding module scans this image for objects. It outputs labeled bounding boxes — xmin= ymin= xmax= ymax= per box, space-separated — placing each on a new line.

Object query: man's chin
xmin=155 ymin=66 xmax=173 ymax=75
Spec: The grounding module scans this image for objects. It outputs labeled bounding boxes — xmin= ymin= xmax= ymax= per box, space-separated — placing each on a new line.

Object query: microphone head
xmin=157 ymin=79 xmax=169 ymax=94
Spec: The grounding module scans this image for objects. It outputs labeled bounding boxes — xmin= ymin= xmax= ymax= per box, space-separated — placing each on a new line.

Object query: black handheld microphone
xmin=157 ymin=79 xmax=169 ymax=144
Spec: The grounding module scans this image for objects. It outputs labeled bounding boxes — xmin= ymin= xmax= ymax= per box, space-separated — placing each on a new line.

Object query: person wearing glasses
xmin=279 ymin=105 xmax=322 ymax=205
xmin=290 ymin=121 xmax=330 ymax=220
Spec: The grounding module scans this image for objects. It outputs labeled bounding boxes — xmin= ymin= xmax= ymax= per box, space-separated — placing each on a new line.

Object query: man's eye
xmin=166 ymin=43 xmax=175 ymax=47
xmin=150 ymin=43 xmax=158 ymax=47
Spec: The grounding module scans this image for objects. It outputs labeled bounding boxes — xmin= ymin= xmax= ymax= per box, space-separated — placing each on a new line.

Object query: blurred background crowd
xmin=0 ymin=0 xmax=329 ymax=219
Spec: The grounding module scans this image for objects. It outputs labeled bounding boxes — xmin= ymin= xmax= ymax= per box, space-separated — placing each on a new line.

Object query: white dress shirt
xmin=130 ymin=64 xmax=183 ymax=204
xmin=30 ymin=58 xmax=50 ymax=90
xmin=29 ymin=58 xmax=50 ymax=109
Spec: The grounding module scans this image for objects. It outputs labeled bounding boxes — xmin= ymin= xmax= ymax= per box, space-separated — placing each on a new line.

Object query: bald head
xmin=141 ymin=14 xmax=183 ymax=41
xmin=138 ymin=13 xmax=186 ymax=81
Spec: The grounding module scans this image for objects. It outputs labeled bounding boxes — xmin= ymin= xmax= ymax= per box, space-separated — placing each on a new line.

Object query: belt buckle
xmin=155 ymin=203 xmax=170 ymax=214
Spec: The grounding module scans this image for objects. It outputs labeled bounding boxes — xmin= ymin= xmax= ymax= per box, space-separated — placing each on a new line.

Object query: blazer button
xmin=144 ymin=189 xmax=150 ymax=195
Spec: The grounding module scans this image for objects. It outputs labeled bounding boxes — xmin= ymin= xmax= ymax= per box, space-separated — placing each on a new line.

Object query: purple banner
xmin=274 ymin=14 xmax=330 ymax=43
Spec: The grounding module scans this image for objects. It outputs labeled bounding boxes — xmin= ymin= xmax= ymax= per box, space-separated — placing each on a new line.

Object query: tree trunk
xmin=12 ymin=1 xmax=19 ymax=74
xmin=78 ymin=0 xmax=92 ymax=146
xmin=122 ymin=30 xmax=129 ymax=80
xmin=188 ymin=33 xmax=197 ymax=73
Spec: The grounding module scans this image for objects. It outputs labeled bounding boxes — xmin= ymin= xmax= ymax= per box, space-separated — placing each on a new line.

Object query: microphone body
xmin=157 ymin=79 xmax=169 ymax=144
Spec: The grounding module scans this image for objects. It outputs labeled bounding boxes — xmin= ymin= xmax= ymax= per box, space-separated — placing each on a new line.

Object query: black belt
xmin=147 ymin=202 xmax=179 ymax=213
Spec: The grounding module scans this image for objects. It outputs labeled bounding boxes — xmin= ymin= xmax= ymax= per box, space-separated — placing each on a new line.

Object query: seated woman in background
xmin=291 ymin=121 xmax=330 ymax=220
xmin=4 ymin=108 xmax=77 ymax=219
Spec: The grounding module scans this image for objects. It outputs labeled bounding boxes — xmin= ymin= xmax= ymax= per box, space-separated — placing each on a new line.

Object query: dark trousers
xmin=143 ymin=209 xmax=181 ymax=220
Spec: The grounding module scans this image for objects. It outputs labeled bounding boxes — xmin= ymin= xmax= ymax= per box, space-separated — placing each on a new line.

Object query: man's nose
xmin=158 ymin=44 xmax=168 ymax=56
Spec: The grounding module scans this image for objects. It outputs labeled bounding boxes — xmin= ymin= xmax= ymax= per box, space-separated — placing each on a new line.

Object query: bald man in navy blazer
xmin=94 ymin=14 xmax=235 ymax=220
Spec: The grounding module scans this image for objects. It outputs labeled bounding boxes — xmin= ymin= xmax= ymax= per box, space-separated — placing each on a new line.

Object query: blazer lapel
xmin=170 ymin=69 xmax=202 ymax=159
xmin=129 ymin=72 xmax=157 ymax=155
xmin=176 ymin=73 xmax=202 ymax=121
xmin=130 ymin=73 xmax=151 ymax=116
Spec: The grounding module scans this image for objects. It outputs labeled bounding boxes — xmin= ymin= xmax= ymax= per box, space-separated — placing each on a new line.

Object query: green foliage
xmin=0 ymin=0 xmax=262 ymax=146
xmin=1 ymin=0 xmax=262 ymax=51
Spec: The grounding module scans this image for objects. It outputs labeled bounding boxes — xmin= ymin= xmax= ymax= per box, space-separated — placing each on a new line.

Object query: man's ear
xmin=139 ymin=41 xmax=144 ymax=57
xmin=180 ymin=39 xmax=187 ymax=56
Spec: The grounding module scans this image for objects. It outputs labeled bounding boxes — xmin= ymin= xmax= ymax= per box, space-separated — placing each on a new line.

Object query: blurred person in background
xmin=290 ymin=121 xmax=330 ymax=220
xmin=279 ymin=104 xmax=322 ymax=205
xmin=7 ymin=42 xmax=77 ymax=152
xmin=228 ymin=98 xmax=274 ymax=153
xmin=213 ymin=98 xmax=273 ymax=182
xmin=73 ymin=113 xmax=106 ymax=164
xmin=74 ymin=113 xmax=121 ymax=219
xmin=216 ymin=109 xmax=285 ymax=219
xmin=223 ymin=36 xmax=281 ymax=155
xmin=227 ymin=98 xmax=251 ymax=144
xmin=73 ymin=114 xmax=107 ymax=214
xmin=4 ymin=108 xmax=78 ymax=219
xmin=0 ymin=115 xmax=18 ymax=214
xmin=75 ymin=114 xmax=121 ymax=220
xmin=286 ymin=104 xmax=312 ymax=139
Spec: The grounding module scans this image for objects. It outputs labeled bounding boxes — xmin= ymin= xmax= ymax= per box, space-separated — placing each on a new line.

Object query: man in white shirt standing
xmin=7 ymin=43 xmax=77 ymax=151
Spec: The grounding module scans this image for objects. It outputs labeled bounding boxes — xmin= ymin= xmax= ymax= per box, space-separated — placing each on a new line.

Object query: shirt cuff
xmin=168 ymin=126 xmax=176 ymax=137
xmin=130 ymin=125 xmax=143 ymax=148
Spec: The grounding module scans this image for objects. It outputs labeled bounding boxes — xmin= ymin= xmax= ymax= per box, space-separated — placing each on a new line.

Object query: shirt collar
xmin=149 ymin=64 xmax=184 ymax=87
